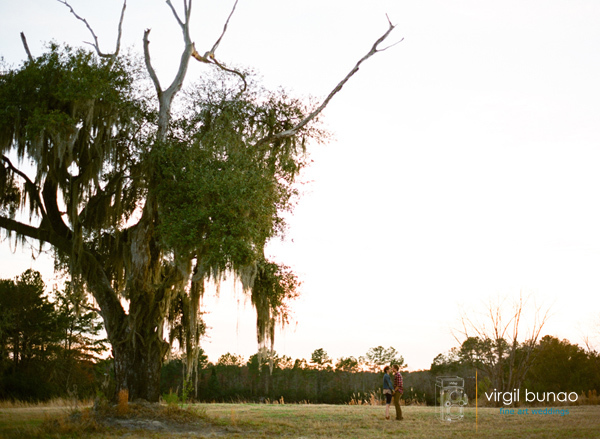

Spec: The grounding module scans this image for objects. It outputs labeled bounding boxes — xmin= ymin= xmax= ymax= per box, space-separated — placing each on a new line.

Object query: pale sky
xmin=1 ymin=0 xmax=600 ymax=370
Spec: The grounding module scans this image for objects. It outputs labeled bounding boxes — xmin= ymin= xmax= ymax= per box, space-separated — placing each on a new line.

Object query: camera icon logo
xmin=435 ymin=376 xmax=468 ymax=421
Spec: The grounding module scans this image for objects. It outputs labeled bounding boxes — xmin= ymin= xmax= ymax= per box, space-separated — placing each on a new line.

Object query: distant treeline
xmin=160 ymin=354 xmax=432 ymax=405
xmin=158 ymin=338 xmax=600 ymax=406
xmin=1 ymin=270 xmax=600 ymax=404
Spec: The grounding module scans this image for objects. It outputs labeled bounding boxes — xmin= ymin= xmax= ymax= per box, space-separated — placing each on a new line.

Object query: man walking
xmin=392 ymin=364 xmax=404 ymax=420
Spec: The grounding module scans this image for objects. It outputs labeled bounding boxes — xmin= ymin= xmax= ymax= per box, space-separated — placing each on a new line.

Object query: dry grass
xmin=348 ymin=390 xmax=381 ymax=406
xmin=1 ymin=402 xmax=599 ymax=438
xmin=0 ymin=397 xmax=92 ymax=409
xmin=0 ymin=406 xmax=81 ymax=438
xmin=0 ymin=400 xmax=214 ymax=438
xmin=203 ymin=403 xmax=600 ymax=438
xmin=578 ymin=390 xmax=600 ymax=405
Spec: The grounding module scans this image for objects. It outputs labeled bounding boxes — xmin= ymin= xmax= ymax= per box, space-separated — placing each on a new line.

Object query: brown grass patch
xmin=0 ymin=401 xmax=219 ymax=438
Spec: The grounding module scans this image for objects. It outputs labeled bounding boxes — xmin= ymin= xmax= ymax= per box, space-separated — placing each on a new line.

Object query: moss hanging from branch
xmin=251 ymin=259 xmax=299 ymax=372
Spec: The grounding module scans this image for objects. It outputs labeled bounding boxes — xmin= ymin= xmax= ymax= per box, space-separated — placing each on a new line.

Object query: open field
xmin=1 ymin=403 xmax=600 ymax=438
xmin=0 ymin=405 xmax=82 ymax=438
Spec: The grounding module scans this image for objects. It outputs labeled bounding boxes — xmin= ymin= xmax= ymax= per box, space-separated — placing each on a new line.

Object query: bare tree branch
xmin=212 ymin=58 xmax=247 ymax=92
xmin=165 ymin=0 xmax=185 ymax=29
xmin=191 ymin=43 xmax=248 ymax=93
xmin=165 ymin=0 xmax=193 ymax=31
xmin=209 ymin=0 xmax=238 ymax=55
xmin=143 ymin=1 xmax=194 ymax=139
xmin=190 ymin=0 xmax=237 ymax=61
xmin=20 ymin=32 xmax=34 ymax=61
xmin=114 ymin=0 xmax=127 ymax=58
xmin=143 ymin=29 xmax=163 ymax=97
xmin=144 ymin=1 xmax=194 ymax=138
xmin=189 ymin=0 xmax=247 ymax=92
xmin=454 ymin=293 xmax=552 ymax=394
xmin=56 ymin=0 xmax=126 ymax=63
xmin=255 ymin=17 xmax=401 ymax=148
xmin=0 ymin=215 xmax=72 ymax=256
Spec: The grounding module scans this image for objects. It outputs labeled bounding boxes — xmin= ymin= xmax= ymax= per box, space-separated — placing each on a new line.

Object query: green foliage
xmin=153 ymin=73 xmax=317 ymax=272
xmin=54 ymin=282 xmax=108 ymax=359
xmin=206 ymin=367 xmax=222 ymax=400
xmin=0 ymin=270 xmax=107 ymax=401
xmin=525 ymin=335 xmax=600 ymax=394
xmin=335 ymin=356 xmax=360 ymax=373
xmin=51 ymin=284 xmax=108 ymax=399
xmin=0 ymin=44 xmax=143 ymax=228
xmin=430 ymin=349 xmax=461 ymax=376
xmin=162 ymin=390 xmax=180 ymax=406
xmin=363 ymin=346 xmax=406 ymax=371
xmin=180 ymin=378 xmax=194 ymax=406
xmin=153 ymin=134 xmax=282 ymax=269
xmin=310 ymin=348 xmax=332 ymax=370
xmin=217 ymin=353 xmax=244 ymax=367
xmin=251 ymin=261 xmax=299 ymax=349
xmin=0 ymin=270 xmax=59 ymax=371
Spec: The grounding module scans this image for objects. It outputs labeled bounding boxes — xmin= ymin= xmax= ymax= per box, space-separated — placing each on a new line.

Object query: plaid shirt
xmin=394 ymin=371 xmax=403 ymax=393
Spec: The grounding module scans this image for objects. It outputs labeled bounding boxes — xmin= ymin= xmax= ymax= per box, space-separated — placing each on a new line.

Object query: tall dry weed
xmin=348 ymin=391 xmax=382 ymax=406
xmin=577 ymin=390 xmax=600 ymax=405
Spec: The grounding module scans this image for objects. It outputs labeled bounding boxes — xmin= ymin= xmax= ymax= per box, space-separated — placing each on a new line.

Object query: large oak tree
xmin=0 ymin=0 xmax=397 ymax=401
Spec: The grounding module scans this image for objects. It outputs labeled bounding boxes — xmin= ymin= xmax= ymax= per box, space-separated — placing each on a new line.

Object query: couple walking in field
xmin=383 ymin=364 xmax=403 ymax=420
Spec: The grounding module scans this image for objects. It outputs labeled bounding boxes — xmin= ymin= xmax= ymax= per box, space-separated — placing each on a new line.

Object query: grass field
xmin=1 ymin=402 xmax=599 ymax=438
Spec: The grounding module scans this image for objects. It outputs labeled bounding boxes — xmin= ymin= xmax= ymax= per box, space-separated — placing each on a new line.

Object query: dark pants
xmin=393 ymin=391 xmax=403 ymax=420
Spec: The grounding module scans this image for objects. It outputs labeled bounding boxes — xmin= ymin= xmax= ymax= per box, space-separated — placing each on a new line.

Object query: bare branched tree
xmin=454 ymin=293 xmax=551 ymax=395
xmin=57 ymin=0 xmax=127 ymax=66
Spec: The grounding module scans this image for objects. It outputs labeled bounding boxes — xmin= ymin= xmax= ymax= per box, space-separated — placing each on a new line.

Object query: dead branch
xmin=20 ymin=32 xmax=34 ymax=61
xmin=255 ymin=15 xmax=402 ymax=148
xmin=114 ymin=1 xmax=127 ymax=58
xmin=154 ymin=0 xmax=193 ymax=98
xmin=56 ymin=0 xmax=126 ymax=63
xmin=165 ymin=0 xmax=191 ymax=30
xmin=190 ymin=0 xmax=238 ymax=60
xmin=144 ymin=0 xmax=194 ymax=137
xmin=143 ymin=29 xmax=163 ymax=96
xmin=209 ymin=0 xmax=238 ymax=55
xmin=191 ymin=41 xmax=248 ymax=93
xmin=455 ymin=293 xmax=551 ymax=347
xmin=190 ymin=0 xmax=247 ymax=93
